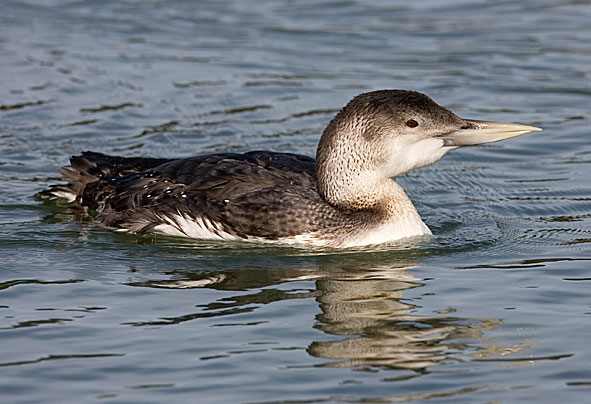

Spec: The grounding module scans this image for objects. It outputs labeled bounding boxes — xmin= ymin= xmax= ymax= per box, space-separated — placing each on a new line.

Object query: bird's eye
xmin=406 ymin=119 xmax=419 ymax=128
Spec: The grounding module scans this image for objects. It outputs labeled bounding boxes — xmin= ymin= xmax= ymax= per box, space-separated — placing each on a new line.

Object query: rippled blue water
xmin=1 ymin=1 xmax=590 ymax=403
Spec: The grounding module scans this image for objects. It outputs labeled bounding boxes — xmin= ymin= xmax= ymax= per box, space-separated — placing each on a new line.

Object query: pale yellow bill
xmin=442 ymin=119 xmax=542 ymax=146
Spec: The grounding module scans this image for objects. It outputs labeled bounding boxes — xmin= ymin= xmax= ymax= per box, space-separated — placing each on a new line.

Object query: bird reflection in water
xmin=310 ymin=273 xmax=503 ymax=371
xmin=129 ymin=251 xmax=529 ymax=372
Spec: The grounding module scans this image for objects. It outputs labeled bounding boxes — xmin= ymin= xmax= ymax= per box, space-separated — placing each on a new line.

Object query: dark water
xmin=1 ymin=1 xmax=590 ymax=403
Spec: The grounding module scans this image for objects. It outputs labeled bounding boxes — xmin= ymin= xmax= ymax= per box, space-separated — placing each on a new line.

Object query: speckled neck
xmin=315 ymin=102 xmax=384 ymax=211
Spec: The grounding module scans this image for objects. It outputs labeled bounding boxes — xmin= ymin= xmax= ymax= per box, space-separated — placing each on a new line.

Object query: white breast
xmin=348 ymin=216 xmax=432 ymax=247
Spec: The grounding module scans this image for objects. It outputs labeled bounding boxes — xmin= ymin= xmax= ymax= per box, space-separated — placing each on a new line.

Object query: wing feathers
xmin=42 ymin=151 xmax=329 ymax=240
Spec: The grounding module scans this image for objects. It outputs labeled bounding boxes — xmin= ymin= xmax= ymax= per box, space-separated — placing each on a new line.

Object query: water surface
xmin=1 ymin=1 xmax=590 ymax=403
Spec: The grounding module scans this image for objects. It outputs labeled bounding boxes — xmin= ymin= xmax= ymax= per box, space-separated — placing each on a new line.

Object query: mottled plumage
xmin=41 ymin=90 xmax=541 ymax=247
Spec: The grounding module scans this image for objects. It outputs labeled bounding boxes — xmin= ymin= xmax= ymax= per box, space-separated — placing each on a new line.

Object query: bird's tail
xmin=38 ymin=151 xmax=169 ymax=203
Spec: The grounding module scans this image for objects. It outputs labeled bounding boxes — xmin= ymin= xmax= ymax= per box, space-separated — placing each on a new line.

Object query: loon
xmin=41 ymin=90 xmax=541 ymax=248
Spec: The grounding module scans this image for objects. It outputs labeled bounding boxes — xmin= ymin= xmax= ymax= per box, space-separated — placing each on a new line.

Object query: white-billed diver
xmin=41 ymin=90 xmax=541 ymax=247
